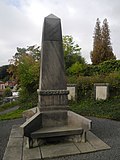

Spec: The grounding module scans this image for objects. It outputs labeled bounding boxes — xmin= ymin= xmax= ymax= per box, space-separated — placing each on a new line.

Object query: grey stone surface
xmin=3 ymin=123 xmax=24 ymax=160
xmin=10 ymin=125 xmax=23 ymax=138
xmin=87 ymin=131 xmax=110 ymax=150
xmin=42 ymin=14 xmax=62 ymax=42
xmin=2 ymin=117 xmax=120 ymax=160
xmin=41 ymin=142 xmax=80 ymax=158
xmin=39 ymin=105 xmax=69 ymax=112
xmin=4 ymin=128 xmax=110 ymax=159
xmin=7 ymin=137 xmax=23 ymax=147
xmin=68 ymin=111 xmax=92 ymax=131
xmin=0 ymin=118 xmax=24 ymax=160
xmin=38 ymin=14 xmax=68 ymax=109
xmin=40 ymin=41 xmax=66 ymax=90
xmin=75 ymin=141 xmax=96 ymax=153
xmin=42 ymin=111 xmax=68 ymax=127
xmin=40 ymin=15 xmax=66 ymax=91
xmin=20 ymin=112 xmax=42 ymax=137
xmin=31 ymin=125 xmax=83 ymax=139
xmin=3 ymin=147 xmax=22 ymax=160
xmin=23 ymin=137 xmax=41 ymax=160
xmin=22 ymin=107 xmax=37 ymax=119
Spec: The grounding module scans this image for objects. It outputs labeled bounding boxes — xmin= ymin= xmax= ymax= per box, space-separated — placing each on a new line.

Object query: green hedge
xmin=83 ymin=60 xmax=120 ymax=76
xmin=68 ymin=71 xmax=120 ymax=100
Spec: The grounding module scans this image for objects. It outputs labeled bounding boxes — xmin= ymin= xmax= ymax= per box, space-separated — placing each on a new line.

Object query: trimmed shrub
xmin=67 ymin=71 xmax=120 ymax=100
xmin=82 ymin=60 xmax=120 ymax=76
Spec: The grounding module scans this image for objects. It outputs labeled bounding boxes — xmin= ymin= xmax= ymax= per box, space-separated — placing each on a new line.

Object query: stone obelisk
xmin=21 ymin=14 xmax=91 ymax=149
xmin=38 ymin=14 xmax=69 ymax=111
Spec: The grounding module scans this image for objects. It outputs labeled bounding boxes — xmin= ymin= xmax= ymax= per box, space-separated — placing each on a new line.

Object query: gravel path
xmin=51 ymin=117 xmax=120 ymax=160
xmin=0 ymin=106 xmax=19 ymax=115
xmin=0 ymin=118 xmax=25 ymax=160
xmin=0 ymin=117 xmax=120 ymax=160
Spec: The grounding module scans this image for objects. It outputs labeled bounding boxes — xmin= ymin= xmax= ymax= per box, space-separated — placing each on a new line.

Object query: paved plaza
xmin=1 ymin=117 xmax=120 ymax=160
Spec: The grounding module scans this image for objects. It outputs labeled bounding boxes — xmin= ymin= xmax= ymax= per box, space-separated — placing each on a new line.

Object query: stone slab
xmin=22 ymin=107 xmax=37 ymax=119
xmin=3 ymin=127 xmax=111 ymax=160
xmin=40 ymin=41 xmax=66 ymax=91
xmin=68 ymin=111 xmax=92 ymax=131
xmin=23 ymin=137 xmax=41 ymax=160
xmin=87 ymin=131 xmax=111 ymax=150
xmin=3 ymin=147 xmax=23 ymax=160
xmin=31 ymin=125 xmax=83 ymax=139
xmin=41 ymin=142 xmax=80 ymax=158
xmin=3 ymin=127 xmax=23 ymax=160
xmin=42 ymin=110 xmax=68 ymax=128
xmin=20 ymin=112 xmax=42 ymax=137
xmin=10 ymin=125 xmax=23 ymax=138
xmin=39 ymin=14 xmax=67 ymax=95
xmin=7 ymin=137 xmax=23 ymax=147
xmin=75 ymin=141 xmax=96 ymax=153
xmin=42 ymin=14 xmax=62 ymax=41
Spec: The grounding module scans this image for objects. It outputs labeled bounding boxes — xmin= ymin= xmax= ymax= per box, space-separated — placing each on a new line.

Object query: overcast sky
xmin=0 ymin=0 xmax=120 ymax=66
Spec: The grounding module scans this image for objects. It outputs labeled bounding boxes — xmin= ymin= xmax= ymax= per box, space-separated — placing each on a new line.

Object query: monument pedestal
xmin=3 ymin=124 xmax=110 ymax=160
xmin=21 ymin=109 xmax=91 ymax=148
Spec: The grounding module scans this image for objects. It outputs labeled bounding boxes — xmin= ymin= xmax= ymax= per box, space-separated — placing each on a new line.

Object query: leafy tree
xmin=67 ymin=62 xmax=85 ymax=76
xmin=63 ymin=35 xmax=85 ymax=74
xmin=91 ymin=18 xmax=116 ymax=65
xmin=18 ymin=54 xmax=40 ymax=92
xmin=8 ymin=45 xmax=40 ymax=107
xmin=8 ymin=36 xmax=84 ymax=107
xmin=18 ymin=54 xmax=40 ymax=107
xmin=8 ymin=45 xmax=40 ymax=83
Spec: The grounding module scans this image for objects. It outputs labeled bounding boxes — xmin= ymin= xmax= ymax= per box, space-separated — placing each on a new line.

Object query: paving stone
xmin=41 ymin=142 xmax=80 ymax=158
xmin=87 ymin=131 xmax=111 ymax=150
xmin=3 ymin=126 xmax=23 ymax=160
xmin=7 ymin=137 xmax=23 ymax=147
xmin=23 ymin=137 xmax=41 ymax=160
xmin=1 ymin=117 xmax=119 ymax=160
xmin=10 ymin=125 xmax=23 ymax=138
xmin=75 ymin=141 xmax=96 ymax=153
xmin=3 ymin=124 xmax=111 ymax=160
xmin=3 ymin=146 xmax=22 ymax=160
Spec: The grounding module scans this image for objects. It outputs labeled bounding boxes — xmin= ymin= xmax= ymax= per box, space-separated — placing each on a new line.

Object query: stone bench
xmin=21 ymin=110 xmax=92 ymax=148
xmin=31 ymin=126 xmax=83 ymax=139
xmin=27 ymin=125 xmax=83 ymax=148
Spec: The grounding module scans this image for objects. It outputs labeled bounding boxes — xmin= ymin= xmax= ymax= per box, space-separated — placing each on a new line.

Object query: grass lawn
xmin=70 ymin=97 xmax=120 ymax=121
xmin=0 ymin=109 xmax=24 ymax=120
xmin=0 ymin=101 xmax=24 ymax=120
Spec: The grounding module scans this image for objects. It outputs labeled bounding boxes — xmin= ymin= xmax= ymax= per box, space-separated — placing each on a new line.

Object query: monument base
xmin=3 ymin=125 xmax=110 ymax=160
xmin=21 ymin=109 xmax=92 ymax=148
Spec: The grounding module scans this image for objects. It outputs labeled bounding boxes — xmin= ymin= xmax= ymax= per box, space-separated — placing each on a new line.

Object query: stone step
xmin=31 ymin=125 xmax=83 ymax=139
